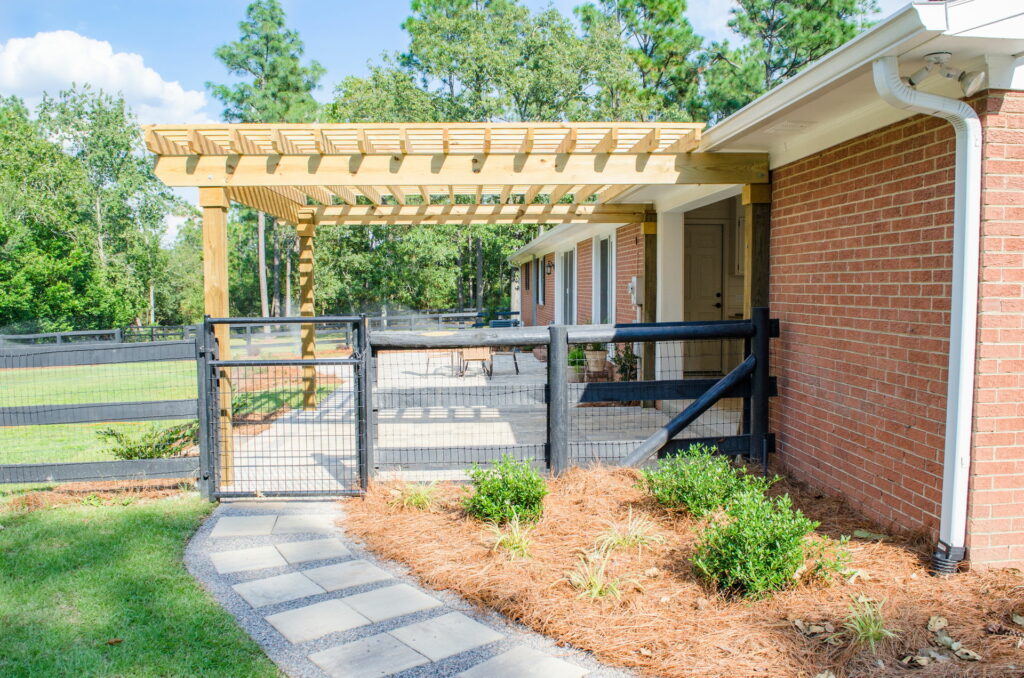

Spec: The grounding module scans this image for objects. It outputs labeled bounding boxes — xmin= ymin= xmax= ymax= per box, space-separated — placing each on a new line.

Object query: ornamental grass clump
xmin=463 ymin=454 xmax=548 ymax=524
xmin=691 ymin=489 xmax=818 ymax=598
xmin=640 ymin=443 xmax=771 ymax=517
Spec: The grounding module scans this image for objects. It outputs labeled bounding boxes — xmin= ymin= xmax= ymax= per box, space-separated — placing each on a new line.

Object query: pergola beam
xmin=302 ymin=203 xmax=652 ymax=226
xmin=155 ymin=153 xmax=768 ymax=188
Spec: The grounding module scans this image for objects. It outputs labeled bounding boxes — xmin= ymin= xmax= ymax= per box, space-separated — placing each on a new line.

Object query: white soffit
xmin=701 ymin=0 xmax=1024 ymax=169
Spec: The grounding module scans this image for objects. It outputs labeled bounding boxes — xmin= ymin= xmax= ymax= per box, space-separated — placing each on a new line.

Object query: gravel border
xmin=185 ymin=499 xmax=635 ymax=678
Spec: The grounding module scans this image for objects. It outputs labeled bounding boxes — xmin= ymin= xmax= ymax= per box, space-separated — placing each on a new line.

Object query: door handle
xmin=714 ymin=302 xmax=722 ymax=309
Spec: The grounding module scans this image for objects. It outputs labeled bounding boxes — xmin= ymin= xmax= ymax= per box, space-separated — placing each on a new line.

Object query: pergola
xmin=143 ymin=122 xmax=771 ymax=361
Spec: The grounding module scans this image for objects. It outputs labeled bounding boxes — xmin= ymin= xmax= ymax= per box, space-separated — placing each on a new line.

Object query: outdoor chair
xmin=456 ymin=346 xmax=492 ymax=377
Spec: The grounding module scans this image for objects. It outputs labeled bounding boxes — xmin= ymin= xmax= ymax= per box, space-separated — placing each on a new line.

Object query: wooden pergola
xmin=144 ymin=121 xmax=771 ymax=364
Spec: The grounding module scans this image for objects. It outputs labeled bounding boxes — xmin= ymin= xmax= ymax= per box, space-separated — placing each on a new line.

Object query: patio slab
xmin=309 ymin=632 xmax=429 ymax=678
xmin=265 ymin=599 xmax=370 ymax=644
xmin=343 ymin=583 xmax=442 ymax=622
xmin=276 ymin=537 xmax=351 ymax=564
xmin=458 ymin=646 xmax=590 ymax=678
xmin=231 ymin=572 xmax=324 ymax=608
xmin=273 ymin=513 xmax=336 ymax=534
xmin=303 ymin=559 xmax=392 ymax=591
xmin=389 ymin=611 xmax=503 ymax=661
xmin=210 ymin=545 xmax=287 ymax=574
xmin=209 ymin=514 xmax=277 ymax=538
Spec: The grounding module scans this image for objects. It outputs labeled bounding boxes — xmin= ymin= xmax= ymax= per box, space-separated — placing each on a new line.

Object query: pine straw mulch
xmin=3 ymin=478 xmax=194 ymax=513
xmin=342 ymin=466 xmax=1024 ymax=678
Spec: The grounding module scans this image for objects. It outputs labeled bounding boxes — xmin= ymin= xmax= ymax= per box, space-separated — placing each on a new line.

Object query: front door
xmin=683 ymin=223 xmax=724 ymax=373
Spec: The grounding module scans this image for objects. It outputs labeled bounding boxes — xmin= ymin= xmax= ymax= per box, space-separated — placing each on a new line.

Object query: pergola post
xmin=199 ymin=187 xmax=234 ymax=484
xmin=742 ymin=184 xmax=771 ymax=317
xmin=641 ymin=219 xmax=658 ymax=398
xmin=298 ymin=218 xmax=317 ymax=410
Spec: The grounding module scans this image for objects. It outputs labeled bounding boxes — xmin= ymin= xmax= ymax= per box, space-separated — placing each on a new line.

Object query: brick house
xmin=510 ymin=1 xmax=1024 ymax=569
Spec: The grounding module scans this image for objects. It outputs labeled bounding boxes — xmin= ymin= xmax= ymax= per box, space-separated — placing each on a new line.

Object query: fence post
xmin=750 ymin=307 xmax=770 ymax=472
xmin=356 ymin=317 xmax=375 ymax=490
xmin=547 ymin=324 xmax=569 ymax=475
xmin=114 ymin=328 xmax=123 ymax=344
xmin=195 ymin=320 xmax=215 ymax=500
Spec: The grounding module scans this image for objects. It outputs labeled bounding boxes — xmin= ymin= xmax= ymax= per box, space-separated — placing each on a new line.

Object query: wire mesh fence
xmin=0 ymin=336 xmax=201 ymax=487
xmin=205 ymin=317 xmax=366 ymax=497
xmin=567 ymin=338 xmax=746 ymax=465
xmin=371 ymin=342 xmax=547 ymax=481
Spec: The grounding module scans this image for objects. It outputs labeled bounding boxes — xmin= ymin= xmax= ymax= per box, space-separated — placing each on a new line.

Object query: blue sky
xmin=0 ymin=0 xmax=909 ymax=124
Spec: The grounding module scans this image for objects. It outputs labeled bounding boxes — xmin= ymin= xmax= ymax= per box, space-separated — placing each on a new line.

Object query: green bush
xmin=97 ymin=422 xmax=199 ymax=460
xmin=463 ymin=454 xmax=548 ymax=523
xmin=568 ymin=346 xmax=586 ymax=372
xmin=691 ymin=490 xmax=818 ymax=598
xmin=640 ymin=443 xmax=770 ymax=517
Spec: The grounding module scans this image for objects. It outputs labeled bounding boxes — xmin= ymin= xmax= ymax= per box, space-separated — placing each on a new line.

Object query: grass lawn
xmin=0 ymin=420 xmax=192 ymax=465
xmin=1 ymin=361 xmax=196 ymax=407
xmin=0 ymin=494 xmax=279 ymax=678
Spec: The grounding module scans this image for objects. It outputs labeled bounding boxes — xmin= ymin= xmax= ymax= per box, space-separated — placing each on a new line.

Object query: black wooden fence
xmin=0 ymin=334 xmax=203 ymax=485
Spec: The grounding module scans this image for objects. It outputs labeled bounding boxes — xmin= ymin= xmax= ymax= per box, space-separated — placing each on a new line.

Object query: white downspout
xmin=872 ymin=56 xmax=982 ymax=572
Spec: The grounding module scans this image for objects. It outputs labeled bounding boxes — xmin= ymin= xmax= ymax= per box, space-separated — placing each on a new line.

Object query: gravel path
xmin=185 ymin=499 xmax=635 ymax=678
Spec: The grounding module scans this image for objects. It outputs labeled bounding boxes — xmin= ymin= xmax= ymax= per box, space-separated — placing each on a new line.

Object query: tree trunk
xmin=95 ymin=196 xmax=107 ymax=266
xmin=257 ymin=211 xmax=269 ymax=319
xmin=271 ymin=220 xmax=282 ymax=317
xmin=475 ymin=236 xmax=484 ymax=313
xmin=149 ymin=283 xmax=155 ymax=324
xmin=456 ymin=246 xmax=465 ymax=310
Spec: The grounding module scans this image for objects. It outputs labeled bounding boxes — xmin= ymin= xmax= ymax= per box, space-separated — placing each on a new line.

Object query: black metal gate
xmin=197 ymin=316 xmax=370 ymax=498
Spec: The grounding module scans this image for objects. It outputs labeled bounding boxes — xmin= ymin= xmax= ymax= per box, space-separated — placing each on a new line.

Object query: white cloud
xmin=0 ymin=30 xmax=213 ymax=123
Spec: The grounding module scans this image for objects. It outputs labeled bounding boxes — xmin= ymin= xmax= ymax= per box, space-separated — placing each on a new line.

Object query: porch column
xmin=199 ymin=187 xmax=233 ymax=483
xmin=641 ymin=219 xmax=658 ymax=383
xmin=742 ymin=184 xmax=771 ymax=317
xmin=298 ymin=219 xmax=317 ymax=410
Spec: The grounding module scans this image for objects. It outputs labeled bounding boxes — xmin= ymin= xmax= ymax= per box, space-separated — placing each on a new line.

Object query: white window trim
xmin=591 ymin=234 xmax=617 ymax=325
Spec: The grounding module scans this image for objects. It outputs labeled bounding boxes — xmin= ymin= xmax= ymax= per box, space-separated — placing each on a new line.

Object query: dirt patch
xmin=343 ymin=467 xmax=1024 ymax=678
xmin=3 ymin=478 xmax=193 ymax=513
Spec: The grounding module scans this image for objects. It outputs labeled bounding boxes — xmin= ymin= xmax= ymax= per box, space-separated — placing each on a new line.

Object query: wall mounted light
xmin=545 ymin=261 xmax=554 ymax=275
xmin=906 ymin=52 xmax=987 ymax=97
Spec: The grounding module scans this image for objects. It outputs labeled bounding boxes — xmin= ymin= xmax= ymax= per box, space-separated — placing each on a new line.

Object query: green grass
xmin=0 ymin=495 xmax=279 ymax=678
xmin=232 ymin=385 xmax=337 ymax=417
xmin=0 ymin=420 xmax=192 ymax=465
xmin=1 ymin=361 xmax=195 ymax=407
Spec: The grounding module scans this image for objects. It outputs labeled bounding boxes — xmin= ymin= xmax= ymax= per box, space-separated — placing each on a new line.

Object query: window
xmin=561 ymin=250 xmax=575 ymax=324
xmin=534 ymin=256 xmax=545 ymax=305
xmin=523 ymin=261 xmax=531 ymax=290
xmin=596 ymin=237 xmax=613 ymax=323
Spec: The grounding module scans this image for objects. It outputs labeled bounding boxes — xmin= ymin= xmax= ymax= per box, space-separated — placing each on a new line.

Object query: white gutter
xmin=872 ymin=56 xmax=982 ymax=573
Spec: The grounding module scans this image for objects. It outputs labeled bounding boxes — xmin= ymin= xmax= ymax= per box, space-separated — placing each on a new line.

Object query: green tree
xmin=325 ymin=58 xmax=443 ymax=123
xmin=702 ymin=0 xmax=877 ymax=121
xmin=576 ymin=0 xmax=703 ymax=121
xmin=208 ymin=0 xmax=325 ymax=318
xmin=0 ymin=97 xmax=138 ymax=331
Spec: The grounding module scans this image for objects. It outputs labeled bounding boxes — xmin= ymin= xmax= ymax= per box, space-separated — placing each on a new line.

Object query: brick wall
xmin=577 ymin=238 xmax=593 ymax=324
xmin=770 ymin=111 xmax=957 ymax=538
xmin=536 ymin=253 xmax=555 ymax=326
xmin=520 ymin=261 xmax=534 ymax=326
xmin=967 ymin=90 xmax=1024 ymax=567
xmin=615 ymin=224 xmax=645 ymax=324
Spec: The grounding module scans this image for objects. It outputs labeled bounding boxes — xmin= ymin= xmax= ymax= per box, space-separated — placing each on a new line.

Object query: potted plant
xmin=568 ymin=345 xmax=586 ymax=382
xmin=612 ymin=343 xmax=639 ymax=382
xmin=584 ymin=342 xmax=608 ymax=373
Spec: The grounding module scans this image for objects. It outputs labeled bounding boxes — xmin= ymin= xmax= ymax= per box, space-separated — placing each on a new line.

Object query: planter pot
xmin=584 ymin=349 xmax=608 ymax=372
xmin=532 ymin=346 xmax=548 ymax=362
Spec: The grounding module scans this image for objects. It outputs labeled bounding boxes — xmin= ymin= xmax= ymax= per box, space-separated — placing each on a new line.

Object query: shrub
xmin=611 ymin=343 xmax=639 ymax=381
xmin=691 ymin=490 xmax=818 ymax=598
xmin=388 ymin=482 xmax=438 ymax=511
xmin=97 ymin=422 xmax=198 ymax=460
xmin=486 ymin=513 xmax=534 ymax=559
xmin=568 ymin=345 xmax=586 ymax=372
xmin=640 ymin=443 xmax=770 ymax=517
xmin=463 ymin=454 xmax=548 ymax=524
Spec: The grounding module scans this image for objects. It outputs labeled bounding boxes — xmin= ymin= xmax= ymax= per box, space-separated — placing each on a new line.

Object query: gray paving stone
xmin=272 ymin=514 xmax=335 ymax=534
xmin=457 ymin=646 xmax=589 ymax=678
xmin=389 ymin=611 xmax=503 ymax=661
xmin=232 ymin=572 xmax=325 ymax=608
xmin=304 ymin=559 xmax=392 ymax=592
xmin=275 ymin=537 xmax=351 ymax=564
xmin=210 ymin=545 xmax=287 ymax=574
xmin=343 ymin=583 xmax=442 ymax=622
xmin=264 ymin=599 xmax=369 ymax=644
xmin=309 ymin=632 xmax=428 ymax=678
xmin=209 ymin=514 xmax=277 ymax=538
